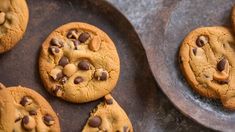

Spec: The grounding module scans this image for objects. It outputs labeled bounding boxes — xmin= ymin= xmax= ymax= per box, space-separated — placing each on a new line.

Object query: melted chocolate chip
xmin=50 ymin=38 xmax=63 ymax=47
xmin=55 ymin=72 xmax=63 ymax=81
xmin=67 ymin=29 xmax=78 ymax=39
xmin=88 ymin=116 xmax=102 ymax=128
xmin=59 ymin=56 xmax=69 ymax=67
xmin=49 ymin=46 xmax=60 ymax=55
xmin=29 ymin=110 xmax=37 ymax=116
xmin=78 ymin=60 xmax=90 ymax=70
xmin=100 ymin=72 xmax=108 ymax=81
xmin=217 ymin=58 xmax=227 ymax=72
xmin=22 ymin=116 xmax=29 ymax=125
xmin=74 ymin=77 xmax=84 ymax=84
xmin=196 ymin=35 xmax=208 ymax=47
xmin=20 ymin=96 xmax=30 ymax=106
xmin=43 ymin=114 xmax=54 ymax=126
xmin=73 ymin=40 xmax=80 ymax=50
xmin=105 ymin=98 xmax=113 ymax=105
xmin=53 ymin=85 xmax=62 ymax=94
xmin=79 ymin=32 xmax=90 ymax=43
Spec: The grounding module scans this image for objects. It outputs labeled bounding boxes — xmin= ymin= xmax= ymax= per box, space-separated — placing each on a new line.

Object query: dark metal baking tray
xmin=133 ymin=0 xmax=235 ymax=131
xmin=0 ymin=0 xmax=156 ymax=131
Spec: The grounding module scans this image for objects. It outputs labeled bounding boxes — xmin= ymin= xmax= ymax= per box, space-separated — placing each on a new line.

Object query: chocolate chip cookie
xmin=82 ymin=94 xmax=133 ymax=132
xmin=0 ymin=83 xmax=15 ymax=132
xmin=7 ymin=86 xmax=60 ymax=131
xmin=39 ymin=22 xmax=120 ymax=103
xmin=179 ymin=26 xmax=235 ymax=109
xmin=0 ymin=0 xmax=29 ymax=53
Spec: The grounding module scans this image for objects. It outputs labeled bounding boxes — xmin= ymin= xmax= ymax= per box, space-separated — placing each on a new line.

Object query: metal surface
xmin=108 ymin=0 xmax=235 ymax=131
xmin=0 ymin=0 xmax=158 ymax=131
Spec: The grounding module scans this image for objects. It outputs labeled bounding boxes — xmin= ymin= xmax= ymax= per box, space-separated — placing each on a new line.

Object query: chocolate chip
xmin=22 ymin=116 xmax=29 ymax=125
xmin=192 ymin=48 xmax=197 ymax=55
xmin=67 ymin=29 xmax=78 ymax=39
xmin=59 ymin=56 xmax=69 ymax=67
xmin=100 ymin=72 xmax=108 ymax=81
xmin=50 ymin=38 xmax=63 ymax=47
xmin=78 ymin=60 xmax=90 ymax=70
xmin=49 ymin=46 xmax=60 ymax=55
xmin=73 ymin=40 xmax=80 ymax=50
xmin=74 ymin=76 xmax=84 ymax=84
xmin=79 ymin=32 xmax=90 ymax=43
xmin=52 ymin=85 xmax=62 ymax=95
xmin=105 ymin=98 xmax=113 ymax=105
xmin=55 ymin=72 xmax=63 ymax=81
xmin=22 ymin=116 xmax=36 ymax=130
xmin=43 ymin=114 xmax=54 ymax=126
xmin=88 ymin=116 xmax=102 ymax=128
xmin=217 ymin=79 xmax=229 ymax=84
xmin=196 ymin=35 xmax=208 ymax=47
xmin=29 ymin=110 xmax=37 ymax=116
xmin=217 ymin=58 xmax=227 ymax=72
xmin=15 ymin=117 xmax=22 ymax=122
xmin=60 ymin=76 xmax=68 ymax=84
xmin=20 ymin=96 xmax=32 ymax=106
xmin=95 ymin=69 xmax=109 ymax=81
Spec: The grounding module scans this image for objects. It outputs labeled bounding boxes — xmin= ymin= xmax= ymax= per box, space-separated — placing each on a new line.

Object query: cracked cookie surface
xmin=39 ymin=22 xmax=120 ymax=103
xmin=82 ymin=94 xmax=133 ymax=132
xmin=179 ymin=26 xmax=235 ymax=110
xmin=8 ymin=86 xmax=60 ymax=132
xmin=0 ymin=0 xmax=29 ymax=53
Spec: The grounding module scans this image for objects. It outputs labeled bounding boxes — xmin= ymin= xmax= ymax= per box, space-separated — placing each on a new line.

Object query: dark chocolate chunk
xmin=43 ymin=114 xmax=54 ymax=126
xmin=217 ymin=58 xmax=227 ymax=72
xmin=29 ymin=110 xmax=37 ymax=116
xmin=88 ymin=116 xmax=102 ymax=128
xmin=22 ymin=116 xmax=29 ymax=125
xmin=74 ymin=76 xmax=84 ymax=84
xmin=79 ymin=32 xmax=90 ymax=43
xmin=59 ymin=56 xmax=69 ymax=67
xmin=196 ymin=35 xmax=208 ymax=47
xmin=78 ymin=60 xmax=90 ymax=70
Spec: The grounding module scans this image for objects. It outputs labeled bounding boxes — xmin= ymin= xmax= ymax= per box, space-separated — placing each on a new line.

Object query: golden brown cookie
xmin=39 ymin=22 xmax=120 ymax=103
xmin=0 ymin=0 xmax=29 ymax=53
xmin=7 ymin=86 xmax=60 ymax=132
xmin=0 ymin=83 xmax=15 ymax=132
xmin=82 ymin=94 xmax=133 ymax=132
xmin=179 ymin=26 xmax=235 ymax=110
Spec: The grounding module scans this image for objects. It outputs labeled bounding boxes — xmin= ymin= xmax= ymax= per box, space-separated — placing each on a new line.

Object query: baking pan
xmin=0 ymin=0 xmax=155 ymax=131
xmin=143 ymin=0 xmax=235 ymax=131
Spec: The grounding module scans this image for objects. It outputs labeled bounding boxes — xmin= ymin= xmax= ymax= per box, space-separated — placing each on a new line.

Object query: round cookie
xmin=179 ymin=26 xmax=235 ymax=110
xmin=39 ymin=22 xmax=120 ymax=103
xmin=0 ymin=0 xmax=29 ymax=53
xmin=82 ymin=94 xmax=133 ymax=132
xmin=0 ymin=83 xmax=15 ymax=132
xmin=7 ymin=86 xmax=60 ymax=132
